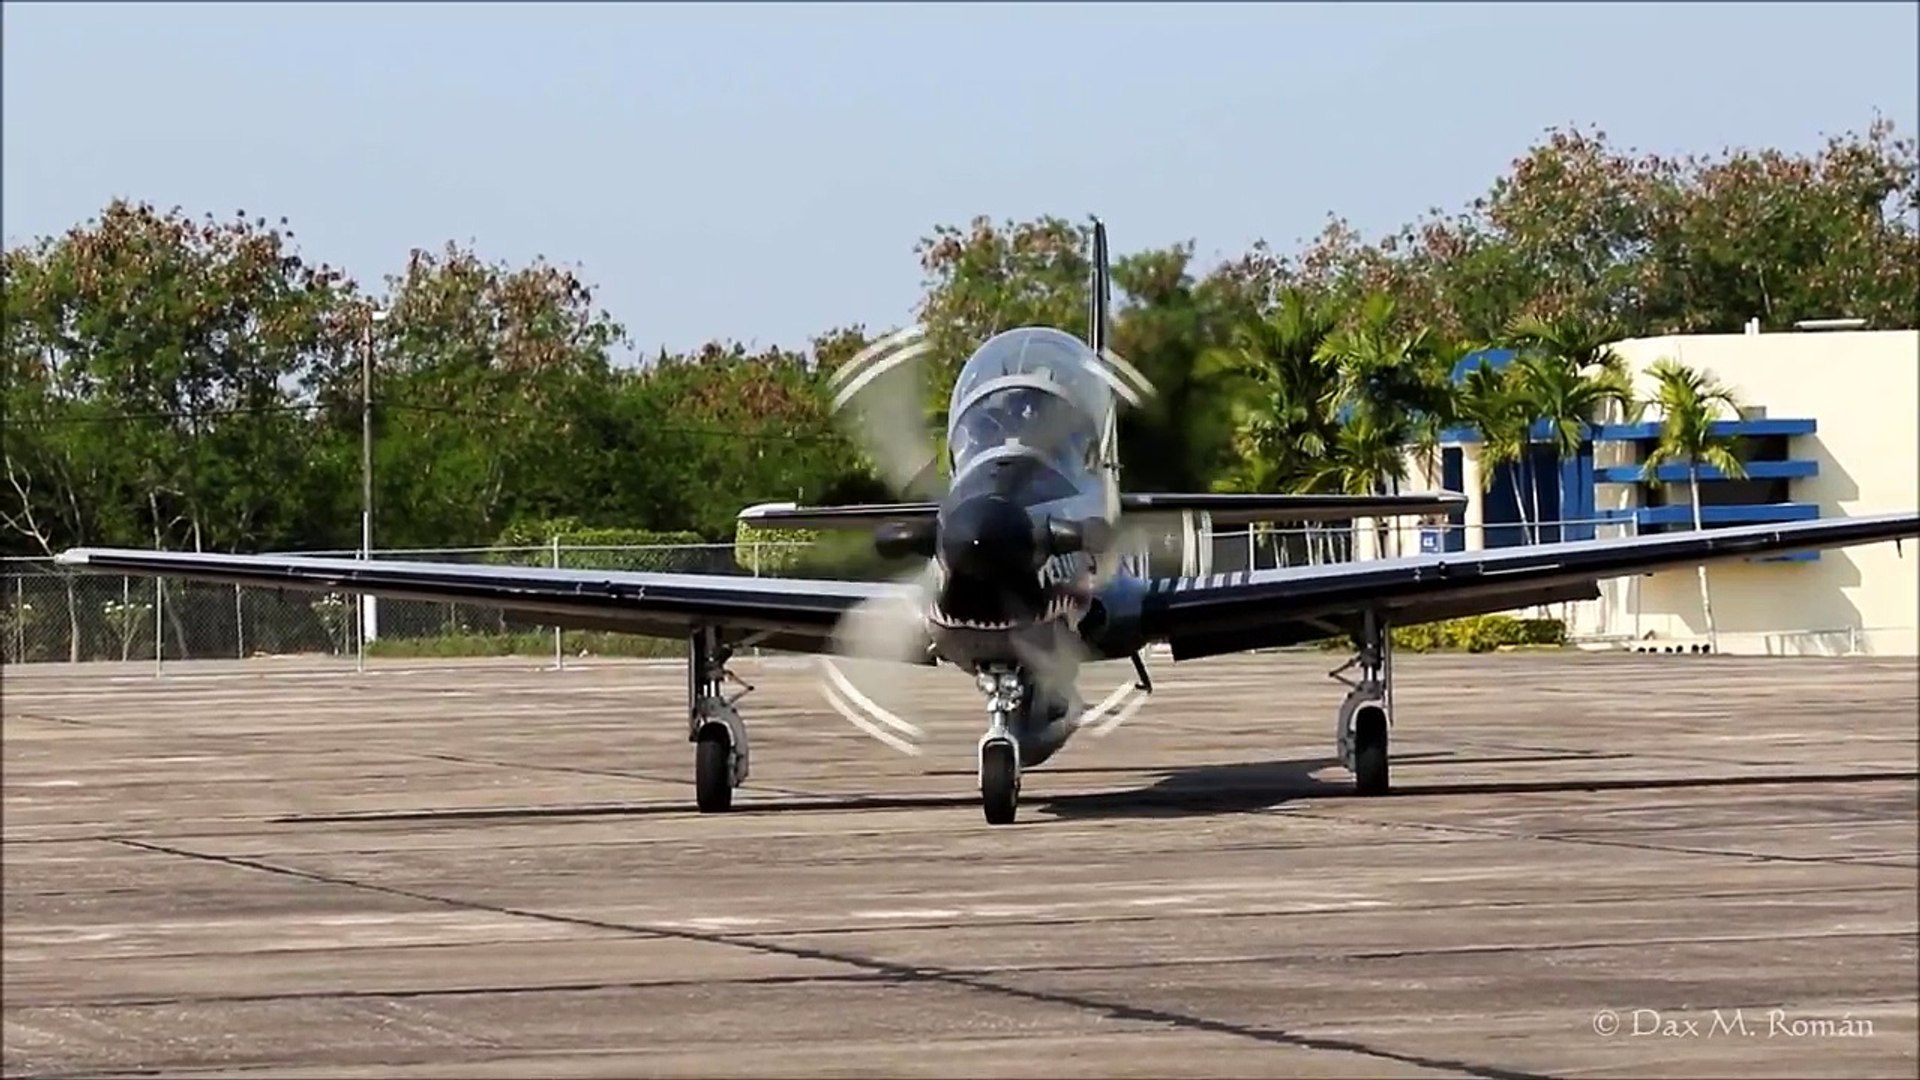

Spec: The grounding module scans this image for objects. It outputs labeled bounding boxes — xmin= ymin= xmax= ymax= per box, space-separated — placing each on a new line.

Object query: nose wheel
xmin=975 ymin=666 xmax=1027 ymax=825
xmin=980 ymin=738 xmax=1019 ymax=824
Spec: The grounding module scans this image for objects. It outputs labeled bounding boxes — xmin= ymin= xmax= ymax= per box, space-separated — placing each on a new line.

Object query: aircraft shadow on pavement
xmin=278 ymin=755 xmax=1915 ymax=827
xmin=1032 ymin=754 xmax=1919 ymax=821
xmin=1034 ymin=757 xmax=1350 ymax=819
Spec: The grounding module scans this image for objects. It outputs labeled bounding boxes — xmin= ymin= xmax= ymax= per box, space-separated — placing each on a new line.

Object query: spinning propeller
xmin=812 ymin=319 xmax=1163 ymax=756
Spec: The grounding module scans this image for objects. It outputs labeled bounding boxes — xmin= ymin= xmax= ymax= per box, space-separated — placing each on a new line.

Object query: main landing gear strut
xmin=688 ymin=626 xmax=752 ymax=812
xmin=1331 ymin=610 xmax=1393 ymax=796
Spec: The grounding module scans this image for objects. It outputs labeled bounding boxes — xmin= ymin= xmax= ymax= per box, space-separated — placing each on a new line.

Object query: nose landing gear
xmin=975 ymin=665 xmax=1027 ymax=825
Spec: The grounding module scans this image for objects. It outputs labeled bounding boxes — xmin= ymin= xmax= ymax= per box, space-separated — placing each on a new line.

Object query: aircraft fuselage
xmin=918 ymin=325 xmax=1152 ymax=765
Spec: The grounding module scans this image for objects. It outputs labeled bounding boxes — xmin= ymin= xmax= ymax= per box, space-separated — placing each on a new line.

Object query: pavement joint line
xmin=103 ymin=836 xmax=1552 ymax=1080
xmin=19 ymin=880 xmax=1918 ymax=962
xmin=1289 ymin=785 xmax=1920 ymax=871
xmin=21 ymin=928 xmax=1918 ymax=1014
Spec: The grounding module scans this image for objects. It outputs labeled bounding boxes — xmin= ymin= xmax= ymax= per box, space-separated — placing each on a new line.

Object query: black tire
xmin=1352 ymin=706 xmax=1389 ymax=796
xmin=695 ymin=728 xmax=733 ymax=813
xmin=981 ymin=742 xmax=1018 ymax=825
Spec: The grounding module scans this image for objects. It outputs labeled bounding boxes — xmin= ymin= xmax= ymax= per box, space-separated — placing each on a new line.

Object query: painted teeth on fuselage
xmin=928 ymin=581 xmax=1074 ymax=631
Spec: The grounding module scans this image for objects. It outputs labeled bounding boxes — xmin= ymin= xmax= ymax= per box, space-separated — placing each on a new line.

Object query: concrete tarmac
xmin=4 ymin=650 xmax=1917 ymax=1078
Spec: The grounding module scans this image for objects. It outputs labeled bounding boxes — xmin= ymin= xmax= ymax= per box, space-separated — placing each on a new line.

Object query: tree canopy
xmin=5 ymin=120 xmax=1914 ymax=559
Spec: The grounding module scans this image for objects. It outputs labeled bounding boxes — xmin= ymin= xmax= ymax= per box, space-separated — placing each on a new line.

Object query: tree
xmin=1504 ymin=312 xmax=1637 ymax=541
xmin=1640 ymin=359 xmax=1747 ymax=652
xmin=913 ymin=215 xmax=1256 ymax=493
xmin=1316 ymin=293 xmax=1461 ymax=556
xmin=2 ymin=200 xmax=362 ymax=559
xmin=914 ymin=215 xmax=1093 ymax=406
xmin=1197 ymin=288 xmax=1347 ymax=563
xmin=1198 ymin=287 xmax=1345 ymax=496
xmin=1267 ymin=119 xmax=1919 ymax=339
xmin=1452 ymin=357 xmax=1537 ymax=543
xmin=1641 ymin=116 xmax=1920 ymax=331
xmin=1105 ymin=244 xmax=1255 ymax=491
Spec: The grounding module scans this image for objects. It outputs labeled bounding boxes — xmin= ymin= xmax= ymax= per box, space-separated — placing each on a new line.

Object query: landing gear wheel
xmin=695 ymin=729 xmax=733 ymax=813
xmin=981 ymin=741 xmax=1019 ymax=825
xmin=1352 ymin=709 xmax=1389 ymax=796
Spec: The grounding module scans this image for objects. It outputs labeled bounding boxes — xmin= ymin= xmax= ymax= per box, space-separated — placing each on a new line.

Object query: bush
xmin=733 ymin=518 xmax=910 ymax=581
xmin=367 ymin=629 xmax=686 ymax=659
xmin=490 ymin=518 xmax=715 ymax=573
xmin=1316 ymin=614 xmax=1567 ymax=653
xmin=732 ymin=519 xmax=822 ymax=575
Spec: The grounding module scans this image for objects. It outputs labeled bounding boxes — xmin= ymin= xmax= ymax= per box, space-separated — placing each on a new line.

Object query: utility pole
xmin=358 ymin=305 xmax=387 ymax=672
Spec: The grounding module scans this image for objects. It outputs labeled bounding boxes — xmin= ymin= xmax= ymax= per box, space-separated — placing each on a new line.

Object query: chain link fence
xmin=2 ymin=541 xmax=789 ymax=667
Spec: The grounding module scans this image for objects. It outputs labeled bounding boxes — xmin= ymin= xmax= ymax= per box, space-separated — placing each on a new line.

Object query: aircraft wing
xmin=1140 ymin=512 xmax=1920 ymax=661
xmin=739 ymin=491 xmax=1468 ymax=531
xmin=737 ymin=501 xmax=938 ymax=530
xmin=1119 ymin=491 xmax=1467 ymax=525
xmin=51 ymin=548 xmax=914 ymax=656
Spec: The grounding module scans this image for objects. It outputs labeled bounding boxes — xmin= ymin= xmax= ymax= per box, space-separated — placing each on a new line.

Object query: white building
xmin=1413 ymin=328 xmax=1918 ymax=656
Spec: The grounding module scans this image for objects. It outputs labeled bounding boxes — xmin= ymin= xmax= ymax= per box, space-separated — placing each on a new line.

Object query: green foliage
xmin=1640 ymin=359 xmax=1748 ymax=493
xmin=1393 ymin=614 xmax=1568 ymax=652
xmin=488 ymin=518 xmax=712 ymax=573
xmin=1264 ymin=119 xmax=1918 ymax=339
xmin=732 ymin=519 xmax=821 ymax=574
xmin=494 ymin=518 xmax=705 ymax=549
xmin=367 ymin=629 xmax=685 ymax=659
xmin=1317 ymin=615 xmax=1568 ymax=653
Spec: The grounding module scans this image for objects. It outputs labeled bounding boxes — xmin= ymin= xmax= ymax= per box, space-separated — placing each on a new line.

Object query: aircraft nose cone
xmin=939 ymin=494 xmax=1037 ymax=581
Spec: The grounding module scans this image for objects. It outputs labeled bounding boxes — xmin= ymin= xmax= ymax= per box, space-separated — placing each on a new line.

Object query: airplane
xmin=51 ymin=220 xmax=1920 ymax=826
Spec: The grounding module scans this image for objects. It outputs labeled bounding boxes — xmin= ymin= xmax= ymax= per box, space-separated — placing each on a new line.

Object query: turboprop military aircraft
xmin=53 ymin=220 xmax=1920 ymax=825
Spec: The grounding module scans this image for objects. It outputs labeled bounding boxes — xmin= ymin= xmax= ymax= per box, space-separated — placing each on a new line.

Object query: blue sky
xmin=5 ymin=2 xmax=1915 ymax=361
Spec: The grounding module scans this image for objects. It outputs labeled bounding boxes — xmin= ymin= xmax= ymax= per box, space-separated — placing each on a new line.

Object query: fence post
xmin=552 ymin=534 xmax=563 ymax=671
xmin=154 ymin=576 xmax=163 ymax=676
xmin=235 ymin=583 xmax=245 ymax=660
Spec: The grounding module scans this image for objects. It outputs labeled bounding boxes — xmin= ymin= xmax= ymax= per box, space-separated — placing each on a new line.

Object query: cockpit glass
xmin=950 ymin=327 xmax=1112 ymax=418
xmin=947 ymin=327 xmax=1111 ymax=475
xmin=948 ymin=386 xmax=1097 ymax=473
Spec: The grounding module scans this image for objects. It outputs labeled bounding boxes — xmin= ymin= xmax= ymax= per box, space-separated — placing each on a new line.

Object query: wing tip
xmin=52 ymin=549 xmax=91 ymax=567
xmin=737 ymin=502 xmax=800 ymax=522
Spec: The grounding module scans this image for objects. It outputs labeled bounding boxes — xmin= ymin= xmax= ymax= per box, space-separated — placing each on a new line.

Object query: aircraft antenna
xmin=1088 ymin=217 xmax=1110 ymax=355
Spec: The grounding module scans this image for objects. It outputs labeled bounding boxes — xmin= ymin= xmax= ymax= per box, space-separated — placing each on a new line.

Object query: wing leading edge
xmin=1118 ymin=490 xmax=1467 ymax=525
xmin=738 ymin=491 xmax=1467 ymax=531
xmin=1141 ymin=512 xmax=1920 ymax=661
xmin=51 ymin=548 xmax=912 ymax=657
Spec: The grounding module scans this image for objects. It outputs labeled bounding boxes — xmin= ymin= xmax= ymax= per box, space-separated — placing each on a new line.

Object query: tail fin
xmin=1088 ymin=217 xmax=1110 ymax=354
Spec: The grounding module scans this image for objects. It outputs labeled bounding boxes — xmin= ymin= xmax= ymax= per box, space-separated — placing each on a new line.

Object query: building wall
xmin=1579 ymin=329 xmax=1919 ymax=655
xmin=1400 ymin=329 xmax=1918 ymax=655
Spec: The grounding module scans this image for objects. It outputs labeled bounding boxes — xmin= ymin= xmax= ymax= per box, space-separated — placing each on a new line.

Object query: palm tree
xmin=1505 ymin=313 xmax=1636 ymax=542
xmin=1301 ymin=410 xmax=1411 ymax=559
xmin=1315 ymin=293 xmax=1458 ymax=556
xmin=1504 ymin=312 xmax=1630 ymax=380
xmin=1510 ymin=352 xmax=1636 ymax=541
xmin=1640 ymin=358 xmax=1747 ymax=653
xmin=1199 ymin=288 xmax=1344 ymax=492
xmin=1198 ymin=288 xmax=1344 ymax=562
xmin=1453 ymin=357 xmax=1538 ymax=543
